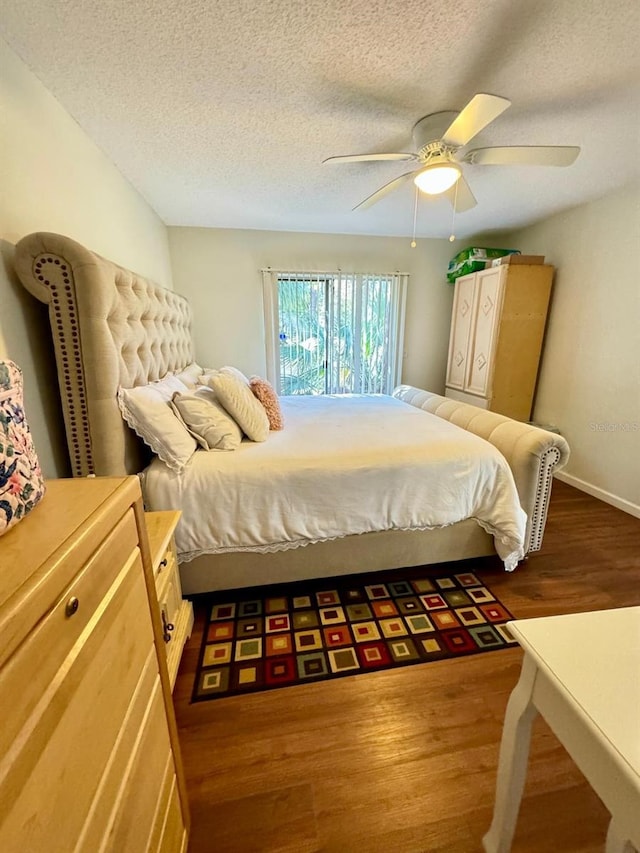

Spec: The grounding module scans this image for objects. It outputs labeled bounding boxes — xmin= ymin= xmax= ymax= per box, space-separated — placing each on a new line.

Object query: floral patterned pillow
xmin=0 ymin=360 xmax=46 ymax=535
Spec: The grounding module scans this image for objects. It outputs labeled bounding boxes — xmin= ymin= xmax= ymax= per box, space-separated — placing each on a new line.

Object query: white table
xmin=483 ymin=607 xmax=640 ymax=853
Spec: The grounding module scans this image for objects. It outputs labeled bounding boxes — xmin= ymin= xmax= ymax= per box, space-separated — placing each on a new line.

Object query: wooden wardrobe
xmin=0 ymin=476 xmax=189 ymax=852
xmin=445 ymin=263 xmax=553 ymax=422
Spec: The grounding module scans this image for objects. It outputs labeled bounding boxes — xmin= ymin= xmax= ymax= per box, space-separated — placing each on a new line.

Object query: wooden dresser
xmin=0 ymin=476 xmax=190 ymax=852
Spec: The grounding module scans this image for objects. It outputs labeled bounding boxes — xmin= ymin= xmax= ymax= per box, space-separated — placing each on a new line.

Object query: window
xmin=262 ymin=269 xmax=408 ymax=395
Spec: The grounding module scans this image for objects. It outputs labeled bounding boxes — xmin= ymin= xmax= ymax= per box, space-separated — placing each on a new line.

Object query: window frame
xmin=262 ymin=268 xmax=408 ymax=395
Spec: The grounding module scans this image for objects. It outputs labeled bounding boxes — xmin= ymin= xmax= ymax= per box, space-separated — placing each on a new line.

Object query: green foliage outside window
xmin=277 ymin=274 xmax=394 ymax=395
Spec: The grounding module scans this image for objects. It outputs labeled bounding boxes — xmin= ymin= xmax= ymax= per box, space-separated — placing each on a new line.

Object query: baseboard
xmin=554 ymin=471 xmax=640 ymax=519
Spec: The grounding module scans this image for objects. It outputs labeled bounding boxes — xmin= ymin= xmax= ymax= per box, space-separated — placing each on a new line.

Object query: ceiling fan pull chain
xmin=410 ymin=185 xmax=419 ymax=248
xmin=449 ymin=180 xmax=458 ymax=242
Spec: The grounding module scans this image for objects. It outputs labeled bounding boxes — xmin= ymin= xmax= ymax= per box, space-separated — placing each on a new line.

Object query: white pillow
xmin=169 ymin=387 xmax=243 ymax=451
xmin=210 ymin=371 xmax=270 ymax=442
xmin=117 ymin=375 xmax=197 ymax=472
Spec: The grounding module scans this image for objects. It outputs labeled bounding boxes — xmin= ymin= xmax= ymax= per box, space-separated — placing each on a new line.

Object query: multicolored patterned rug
xmin=192 ymin=565 xmax=516 ymax=701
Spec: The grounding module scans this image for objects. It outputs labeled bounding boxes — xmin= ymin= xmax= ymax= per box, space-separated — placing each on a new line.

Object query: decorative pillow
xmin=210 ymin=371 xmax=270 ymax=442
xmin=0 ymin=360 xmax=46 ymax=536
xmin=249 ymin=376 xmax=284 ymax=430
xmin=197 ymin=369 xmax=219 ymax=389
xmin=117 ymin=375 xmax=197 ymax=472
xmin=169 ymin=387 xmax=242 ymax=451
xmin=199 ymin=365 xmax=250 ymax=389
xmin=220 ymin=365 xmax=250 ymax=385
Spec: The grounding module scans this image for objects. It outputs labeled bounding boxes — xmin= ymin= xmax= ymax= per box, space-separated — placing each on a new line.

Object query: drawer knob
xmin=161 ymin=609 xmax=175 ymax=643
xmin=159 ymin=558 xmax=168 ymax=568
xmin=65 ymin=596 xmax=80 ymax=618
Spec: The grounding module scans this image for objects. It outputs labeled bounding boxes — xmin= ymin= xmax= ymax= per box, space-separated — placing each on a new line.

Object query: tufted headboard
xmin=14 ymin=232 xmax=195 ymax=476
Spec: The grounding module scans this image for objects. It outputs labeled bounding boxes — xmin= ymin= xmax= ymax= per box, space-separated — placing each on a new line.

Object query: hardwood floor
xmin=173 ymin=482 xmax=640 ymax=852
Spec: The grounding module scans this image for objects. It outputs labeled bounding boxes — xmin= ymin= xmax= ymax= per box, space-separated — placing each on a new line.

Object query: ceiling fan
xmin=323 ymin=93 xmax=580 ymax=212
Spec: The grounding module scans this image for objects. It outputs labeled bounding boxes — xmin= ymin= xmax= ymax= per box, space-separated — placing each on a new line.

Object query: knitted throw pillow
xmin=210 ymin=372 xmax=270 ymax=442
xmin=249 ymin=377 xmax=284 ymax=431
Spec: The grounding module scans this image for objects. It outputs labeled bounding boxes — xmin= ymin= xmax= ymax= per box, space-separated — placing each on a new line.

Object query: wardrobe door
xmin=445 ymin=274 xmax=477 ymax=390
xmin=465 ymin=267 xmax=505 ymax=397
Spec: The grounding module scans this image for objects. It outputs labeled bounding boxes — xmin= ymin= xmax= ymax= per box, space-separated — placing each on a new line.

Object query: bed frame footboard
xmin=393 ymin=386 xmax=570 ymax=553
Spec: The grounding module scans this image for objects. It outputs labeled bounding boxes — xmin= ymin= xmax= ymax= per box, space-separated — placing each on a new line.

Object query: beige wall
xmin=507 ymin=183 xmax=640 ymax=514
xmin=168 ymin=227 xmax=457 ymax=392
xmin=0 ymin=37 xmax=173 ymax=477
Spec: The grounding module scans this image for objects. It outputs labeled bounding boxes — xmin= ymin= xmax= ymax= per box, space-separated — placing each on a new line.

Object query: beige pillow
xmin=210 ymin=371 xmax=270 ymax=442
xmin=170 ymin=387 xmax=242 ymax=451
xmin=174 ymin=362 xmax=203 ymax=389
xmin=220 ymin=365 xmax=250 ymax=385
xmin=199 ymin=365 xmax=250 ymax=389
xmin=117 ymin=375 xmax=197 ymax=472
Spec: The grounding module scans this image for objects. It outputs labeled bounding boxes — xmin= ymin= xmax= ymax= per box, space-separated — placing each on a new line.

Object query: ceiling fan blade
xmin=323 ymin=153 xmax=417 ymax=164
xmin=353 ymin=170 xmax=418 ymax=210
xmin=444 ymin=176 xmax=477 ymax=212
xmin=441 ymin=94 xmax=511 ymax=148
xmin=464 ymin=145 xmax=581 ymax=167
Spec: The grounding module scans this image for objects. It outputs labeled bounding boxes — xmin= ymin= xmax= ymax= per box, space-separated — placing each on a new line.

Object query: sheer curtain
xmin=262 ymin=269 xmax=408 ymax=395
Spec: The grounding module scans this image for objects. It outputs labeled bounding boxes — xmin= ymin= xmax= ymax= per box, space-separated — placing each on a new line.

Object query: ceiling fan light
xmin=414 ymin=163 xmax=461 ymax=195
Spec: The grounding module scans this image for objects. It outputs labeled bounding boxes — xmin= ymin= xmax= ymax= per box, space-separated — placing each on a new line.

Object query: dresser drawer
xmin=101 ymin=684 xmax=175 ymax=852
xmin=0 ymin=508 xmax=139 ymax=762
xmin=0 ymin=548 xmax=156 ymax=851
xmin=148 ymin=751 xmax=180 ymax=852
xmin=74 ymin=646 xmax=159 ymax=852
xmin=158 ymin=779 xmax=188 ymax=853
xmin=155 ymin=540 xmax=178 ymax=600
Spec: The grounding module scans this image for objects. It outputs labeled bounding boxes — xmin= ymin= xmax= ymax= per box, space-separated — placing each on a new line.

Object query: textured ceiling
xmin=2 ymin=0 xmax=639 ymax=238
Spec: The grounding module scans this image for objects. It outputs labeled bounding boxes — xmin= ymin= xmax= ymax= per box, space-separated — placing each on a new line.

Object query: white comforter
xmin=142 ymin=394 xmax=527 ymax=570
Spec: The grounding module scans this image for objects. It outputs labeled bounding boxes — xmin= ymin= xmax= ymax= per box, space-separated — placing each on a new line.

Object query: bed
xmin=13 ymin=232 xmax=570 ymax=594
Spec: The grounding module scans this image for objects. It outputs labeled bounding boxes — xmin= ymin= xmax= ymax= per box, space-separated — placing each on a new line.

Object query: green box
xmin=447 ymin=247 xmax=520 ymax=283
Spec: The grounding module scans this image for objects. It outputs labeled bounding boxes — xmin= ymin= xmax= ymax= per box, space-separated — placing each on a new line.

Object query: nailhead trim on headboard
xmin=14 ymin=232 xmax=195 ymax=477
xmin=34 ymin=253 xmax=93 ymax=476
